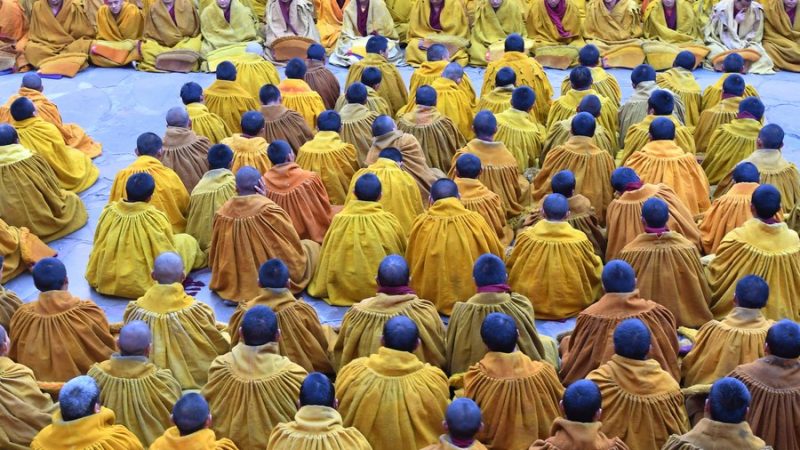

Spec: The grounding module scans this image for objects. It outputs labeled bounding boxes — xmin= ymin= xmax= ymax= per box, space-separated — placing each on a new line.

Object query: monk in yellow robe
xmin=527 ymin=0 xmax=585 ymax=69
xmin=90 ymin=0 xmax=143 ymax=68
xmin=337 ymin=67 xmax=393 ymax=116
xmin=407 ymin=44 xmax=477 ymax=106
xmin=226 ymin=44 xmax=281 ymax=103
xmin=30 ymin=376 xmax=142 ymax=450
xmin=263 ymin=0 xmax=320 ymax=63
xmin=200 ymin=0 xmax=260 ymax=69
xmin=406 ymin=179 xmax=504 ymax=315
xmin=465 ymin=313 xmax=563 ymax=448
xmin=0 ymin=274 xmax=21 ymax=332
xmin=347 ymin=148 xmax=425 ymax=233
xmin=708 ymin=185 xmax=800 ymax=320
xmin=24 ymin=0 xmax=93 ymax=76
xmin=0 ymin=220 xmax=55 ymax=283
xmin=330 ymin=0 xmax=402 ymax=67
xmin=279 ymin=58 xmax=327 ymax=129
xmin=258 ymin=84 xmax=314 ymax=153
xmin=454 ymin=155 xmax=512 ymax=245
xmin=762 ymin=0 xmax=800 ymax=71
xmin=701 ymin=54 xmax=761 ymax=111
xmin=420 ymin=399 xmax=489 ymax=450
xmin=221 ymin=111 xmax=272 ymax=175
xmin=0 ymin=124 xmax=87 ymax=243
xmin=700 ymin=163 xmax=760 ymax=254
xmin=705 ymin=0 xmax=775 ymax=74
xmin=186 ymin=145 xmax=236 ymax=254
xmin=560 ymin=45 xmax=623 ymax=106
xmin=494 ymin=87 xmax=546 ymax=172
xmin=204 ymin=62 xmax=260 ymax=134
xmin=88 ymin=321 xmax=181 ymax=446
xmin=180 ymin=82 xmax=232 ymax=144
xmin=109 ymin=133 xmax=190 ymax=232
xmin=547 ymin=67 xmax=618 ymax=137
xmin=406 ymin=0 xmax=470 ymax=66
xmin=618 ymin=65 xmax=687 ymax=149
xmin=605 ymin=167 xmax=701 ymax=259
xmin=297 ymin=111 xmax=359 ymax=204
xmin=400 ymin=63 xmax=475 ymax=140
xmin=447 ymin=254 xmax=553 ymax=375
xmin=139 ymin=0 xmax=202 ymax=73
xmin=161 ymin=107 xmax=210 ymax=192
xmin=583 ymin=0 xmax=646 ymax=68
xmin=0 ymin=0 xmax=29 ymax=72
xmin=9 ymin=98 xmax=98 ymax=194
xmin=476 ymin=73 xmax=515 ymax=118
xmin=534 ymin=113 xmax=615 ymax=224
xmin=0 ymin=324 xmax=56 ymax=450
xmin=587 ymin=319 xmax=689 ymax=450
xmin=468 ymin=0 xmax=526 ymax=66
xmin=508 ymin=194 xmax=604 ymax=319
xmin=543 ymin=94 xmax=617 ymax=160
xmin=619 ymin=89 xmax=695 ymax=164
xmin=87 ymin=173 xmax=205 ymax=299
xmin=210 ymin=167 xmax=320 ymax=301
xmin=643 ymin=0 xmax=709 ymax=70
xmin=695 ymin=73 xmax=747 ymax=152
xmin=703 ymin=97 xmax=764 ymax=185
xmin=560 ymin=260 xmax=680 ymax=384
xmin=339 ymin=83 xmax=381 ymax=166
xmin=624 ymin=119 xmax=710 ymax=215
xmin=150 ymin=393 xmax=238 ymax=450
xmin=203 ymin=305 xmax=307 ymax=449
xmin=657 ymin=51 xmax=703 ymax=128
xmin=10 ymin=258 xmax=115 ymax=385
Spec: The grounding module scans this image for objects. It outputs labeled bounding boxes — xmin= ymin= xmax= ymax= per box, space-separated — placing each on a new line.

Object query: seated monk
xmin=465 ymin=313 xmax=563 ymax=448
xmin=587 ymin=319 xmax=689 ymax=450
xmin=180 ymin=82 xmax=231 ymax=144
xmin=421 ymin=398 xmax=487 ymax=450
xmin=701 ymin=53 xmax=761 ymax=110
xmin=534 ymin=113 xmax=615 ymax=223
xmin=9 ymin=98 xmax=98 ymax=194
xmin=123 ymin=252 xmax=229 ymax=390
xmin=450 ymin=111 xmax=530 ymax=219
xmin=707 ymin=185 xmax=800 ymax=320
xmin=221 ymin=111 xmax=271 ymax=175
xmin=495 ymin=87 xmax=546 ymax=172
xmin=334 ymin=254 xmax=445 ymax=370
xmin=330 ymin=1 xmax=402 ymax=68
xmin=477 ymin=67 xmax=516 ymax=116
xmin=406 ymin=0 xmax=470 ymax=66
xmin=447 ymin=254 xmax=554 ymax=375
xmin=337 ymin=316 xmax=448 ymax=448
xmin=0 ymin=220 xmax=55 ymax=283
xmin=468 ymin=0 xmax=526 ymax=67
xmin=259 ymin=84 xmax=314 ymax=153
xmin=730 ymin=320 xmax=800 ymax=449
xmin=24 ymin=0 xmax=93 ymax=77
xmin=227 ymin=259 xmax=332 ymax=373
xmin=150 ymin=393 xmax=237 ymax=450
xmin=186 ymin=144 xmax=236 ymax=254
xmin=528 ymin=0 xmax=585 ymax=69
xmin=87 ymin=173 xmax=205 ymax=299
xmin=695 ymin=73 xmax=748 ymax=152
xmin=109 ymin=133 xmax=190 ymax=232
xmin=664 ymin=377 xmax=770 ymax=449
xmin=703 ymin=96 xmax=765 ymax=184
xmin=624 ymin=118 xmax=710 ymax=215
xmin=704 ymin=0 xmax=775 ymax=73
xmin=203 ymin=62 xmax=260 ymax=134
xmin=0 ymin=0 xmax=28 ymax=73
xmin=339 ymin=83 xmax=381 ymax=166
xmin=367 ymin=115 xmax=440 ymax=200
xmin=407 ymin=44 xmax=477 ymax=106
xmin=0 ymin=74 xmax=102 ymax=158
xmin=583 ymin=0 xmax=646 ymax=68
xmin=508 ymin=194 xmax=604 ymax=319
xmin=30 ymin=376 xmax=141 ymax=449
xmin=399 ymin=85 xmax=467 ymax=173
xmin=400 ymin=63 xmax=476 ymax=140
xmin=618 ymin=198 xmax=712 ymax=328
xmin=605 ymin=167 xmax=701 ymax=259
xmin=227 ymin=43 xmax=281 ymax=101
xmin=199 ymin=0 xmax=260 ymax=70
xmin=560 ymin=45 xmax=623 ymax=107
xmin=209 ymin=167 xmax=320 ymax=300
xmin=619 ymin=89 xmax=695 ymax=165
xmin=346 ymin=148 xmax=424 ymax=233
xmin=657 ymin=51 xmax=703 ymax=127
xmin=407 ymin=179 xmax=504 ymax=315
xmin=547 ymin=66 xmax=618 ymax=137
xmin=454 ymin=155 xmax=512 ymax=245
xmin=543 ymin=94 xmax=617 ymax=160
xmin=309 ymin=173 xmax=406 ymax=305
xmin=263 ymin=0 xmax=320 ymax=63
xmin=618 ymin=64 xmax=686 ymax=148
xmin=269 ymin=372 xmax=371 ymax=449
xmin=304 ymin=44 xmax=340 ymax=110
xmin=278 ymin=58 xmax=326 ymax=129
xmin=87 ymin=321 xmax=181 ymax=446
xmin=262 ymin=141 xmax=333 ymax=243
xmin=161 ymin=107 xmax=211 ymax=192
xmin=316 ymin=0 xmax=346 ymax=51
xmin=0 ymin=324 xmax=56 ymax=450
xmin=0 ymin=262 xmax=22 ymax=330
xmin=700 ymin=162 xmax=761 ymax=254
xmin=560 ymin=260 xmax=680 ymax=384
xmin=138 ymin=0 xmax=202 ymax=73
xmin=642 ymin=0 xmax=709 ymax=71
xmin=90 ymin=0 xmax=143 ymax=68
xmin=202 ymin=306 xmax=307 ymax=449
xmin=762 ymin=0 xmax=800 ymax=72
xmin=10 ymin=258 xmax=114 ymax=385
xmin=0 ymin=124 xmax=87 ymax=242
xmin=336 ymin=67 xmax=393 ymax=116
xmin=297 ymin=111 xmax=359 ymax=204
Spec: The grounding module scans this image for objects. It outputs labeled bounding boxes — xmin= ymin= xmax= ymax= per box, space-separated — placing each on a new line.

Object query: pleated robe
xmin=662 ymin=418 xmax=770 ymax=450
xmin=138 ymin=0 xmax=202 ymax=73
xmin=523 ymin=194 xmax=607 ymax=259
xmin=278 ymin=78 xmax=328 ymax=129
xmin=344 ymin=53 xmax=407 ymax=114
xmin=0 ymin=356 xmax=55 ymax=450
xmin=546 ymin=88 xmax=619 ymax=138
xmin=617 ymin=82 xmax=686 ymax=149
xmin=560 ymin=66 xmax=623 ymax=107
xmin=701 ymin=73 xmax=759 ymax=111
xmin=694 ymin=95 xmax=741 ymax=153
xmin=530 ymin=418 xmax=629 ymax=450
xmin=407 ymin=60 xmax=477 ymax=107
xmin=339 ymin=103 xmax=379 ymax=167
xmin=297 ymin=131 xmax=359 ymax=205
xmin=221 ymin=133 xmax=271 ymax=175
xmin=230 ymin=53 xmax=280 ymax=101
xmin=405 ymin=0 xmax=470 ymax=66
xmin=619 ymin=114 xmax=696 ymax=165
xmin=762 ymin=0 xmax=800 ymax=71
xmin=543 ymin=117 xmax=617 ymax=161
xmin=455 ymin=177 xmax=513 ymax=245
xmin=495 ymin=107 xmax=546 ymax=171
xmin=304 ymin=61 xmax=340 ymax=110
xmin=583 ymin=0 xmax=646 ymax=69
xmin=367 ymin=130 xmax=438 ymax=201
xmin=186 ymin=169 xmax=236 ymax=253
xmin=268 ymin=405 xmax=372 ymax=450
xmin=91 ymin=3 xmax=143 ymax=68
xmin=334 ymin=86 xmax=392 ymax=116
xmin=702 ymin=117 xmax=762 ymax=185
xmin=30 ymin=408 xmax=142 ymax=450
xmin=477 ymin=85 xmax=514 ymax=117
xmin=204 ymin=79 xmax=260 ymax=135
xmin=699 ymin=182 xmax=758 ymax=254
xmin=261 ymin=104 xmax=315 ymax=153
xmin=657 ymin=68 xmax=702 ymax=128
xmin=0 ymin=285 xmax=22 ymax=332
xmin=262 ymin=162 xmax=333 ymax=243
xmin=160 ymin=126 xmax=210 ymax=192
xmin=398 ymin=105 xmax=467 ymax=174
xmin=482 ymin=51 xmax=554 ymax=123
xmin=186 ymin=102 xmax=232 ymax=144
xmin=150 ymin=427 xmax=238 ymax=450
xmin=0 ymin=218 xmax=56 ymax=283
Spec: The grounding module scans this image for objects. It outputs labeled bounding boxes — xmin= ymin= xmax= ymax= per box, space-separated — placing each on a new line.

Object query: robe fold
xmin=662 ymin=418 xmax=770 ymax=450
xmin=406 ymin=0 xmax=470 ymax=66
xmin=560 ymin=66 xmax=623 ymax=107
xmin=204 ymin=80 xmax=261 ymax=135
xmin=31 ymin=408 xmax=142 ymax=450
xmin=150 ymin=427 xmax=238 ymax=450
xmin=529 ymin=418 xmax=629 ymax=450
xmin=186 ymin=169 xmax=236 ymax=253
xmin=702 ymin=117 xmax=761 ymax=185
xmin=468 ymin=0 xmax=526 ymax=66
xmin=264 ymin=0 xmax=320 ymax=60
xmin=694 ymin=95 xmax=741 ymax=152
xmin=91 ymin=3 xmax=143 ymax=67
xmin=0 ymin=357 xmax=55 ymax=450
xmin=221 ymin=133 xmax=271 ymax=175
xmin=268 ymin=405 xmax=372 ymax=449
xmin=482 ymin=51 xmax=554 ymax=123
xmin=316 ymin=0 xmax=345 ymax=49
xmin=0 ymin=285 xmax=21 ymax=332
xmin=700 ymin=182 xmax=757 ymax=254
xmin=455 ymin=177 xmax=512 ymax=245
xmin=617 ymin=82 xmax=686 ymax=149
xmin=477 ymin=85 xmax=514 ymax=116
xmin=762 ymin=0 xmax=800 ymax=71
xmin=340 ymin=103 xmax=379 ymax=166
xmin=543 ymin=116 xmax=616 ymax=160
xmin=701 ymin=73 xmax=759 ymax=111
xmin=139 ymin=0 xmax=202 ymax=73
xmin=583 ymin=0 xmax=646 ymax=69
xmin=0 ymin=0 xmax=29 ymax=71
xmin=642 ymin=0 xmax=709 ymax=71
xmin=261 ymin=104 xmax=315 ymax=153
xmin=263 ymin=163 xmax=333 ymax=243
xmin=704 ymin=0 xmax=774 ymax=74
xmin=200 ymin=0 xmax=260 ymax=61
xmin=25 ymin=0 xmax=93 ymax=72
xmin=547 ymin=89 xmax=619 ymax=137
xmin=423 ymin=436 xmax=489 ymax=450
xmin=619 ymin=114 xmax=695 ymax=165
xmin=527 ymin=0 xmax=584 ymax=69
xmin=398 ymin=105 xmax=467 ymax=173
xmin=278 ymin=78 xmax=327 ymax=129
xmin=657 ymin=68 xmax=703 ymax=128
xmin=330 ymin=0 xmax=401 ymax=67
xmin=161 ymin=126 xmax=210 ymax=192
xmin=297 ymin=130 xmax=359 ymax=205
xmin=186 ymin=102 xmax=232 ymax=144
xmin=230 ymin=53 xmax=280 ymax=101
xmin=400 ymin=77 xmax=475 ymax=140
xmin=335 ymin=86 xmax=391 ymax=116
xmin=495 ymin=107 xmax=546 ymax=172
xmin=407 ymin=60 xmax=477 ymax=106
xmin=367 ymin=129 xmax=438 ymax=200
xmin=0 ymin=218 xmax=56 ymax=283
xmin=524 ymin=194 xmax=607 ymax=259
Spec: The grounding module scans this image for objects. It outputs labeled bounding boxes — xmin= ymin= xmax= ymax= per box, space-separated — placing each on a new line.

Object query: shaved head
xmin=22 ymin=73 xmax=43 ymax=91
xmin=377 ymin=254 xmax=410 ymax=287
xmin=442 ymin=62 xmax=464 ymax=82
xmin=446 ymin=398 xmax=483 ymax=441
xmin=235 ymin=166 xmax=262 ymax=194
xmin=152 ymin=252 xmax=185 ymax=284
xmin=0 ymin=124 xmax=18 ymax=146
xmin=166 ymin=107 xmax=190 ymax=127
xmin=173 ymin=393 xmax=211 ymax=436
xmin=118 ymin=321 xmax=152 ymax=356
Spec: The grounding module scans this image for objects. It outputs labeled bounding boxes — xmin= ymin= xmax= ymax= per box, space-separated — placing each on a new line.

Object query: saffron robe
xmin=699 ymin=182 xmax=758 ymax=254
xmin=0 ymin=356 xmax=55 ymax=450
xmin=316 ymin=0 xmax=345 ymax=49
xmin=297 ymin=131 xmax=359 ymax=205
xmin=91 ymin=3 xmax=143 ymax=68
xmin=0 ymin=0 xmax=29 ymax=71
xmin=642 ymin=0 xmax=709 ymax=71
xmin=543 ymin=116 xmax=617 ymax=161
xmin=762 ymin=0 xmax=800 ymax=71
xmin=702 ymin=117 xmax=761 ymax=185
xmin=139 ymin=0 xmax=202 ymax=73
xmin=583 ymin=0 xmax=646 ymax=69
xmin=407 ymin=60 xmax=477 ymax=106
xmin=221 ymin=133 xmax=271 ymax=176
xmin=527 ymin=0 xmax=585 ymax=69
xmin=186 ymin=168 xmax=236 ymax=253
xmin=700 ymin=73 xmax=759 ymax=111
xmin=263 ymin=162 xmax=333 ymax=243
xmin=339 ymin=103 xmax=379 ymax=167
xmin=30 ymin=408 xmax=142 ymax=450
xmin=482 ymin=51 xmax=554 ymax=123
xmin=186 ymin=102 xmax=232 ymax=144
xmin=199 ymin=0 xmax=260 ymax=61
xmin=657 ymin=67 xmax=703 ymax=128
xmin=204 ymin=79 xmax=260 ymax=135
xmin=455 ymin=177 xmax=513 ymax=245
xmin=261 ymin=104 xmax=315 ymax=153
xmin=278 ymin=78 xmax=327 ymax=129
xmin=0 ymin=218 xmax=56 ymax=283
xmin=694 ymin=95 xmax=741 ymax=152
xmin=24 ymin=0 xmax=93 ymax=72
xmin=330 ymin=0 xmax=401 ymax=67
xmin=524 ymin=194 xmax=607 ymax=259
xmin=495 ymin=107 xmax=547 ymax=172
xmin=399 ymin=77 xmax=476 ymax=140
xmin=367 ymin=129 xmax=439 ymax=201
xmin=335 ymin=86 xmax=392 ymax=116
xmin=150 ymin=427 xmax=238 ymax=450
xmin=560 ymin=66 xmax=623 ymax=107
xmin=619 ymin=114 xmax=696 ymax=165
xmin=398 ymin=105 xmax=467 ymax=173
xmin=467 ymin=0 xmax=527 ymax=66
xmin=231 ymin=53 xmax=280 ymax=101
xmin=406 ymin=0 xmax=470 ymax=66
xmin=268 ymin=405 xmax=372 ymax=450
xmin=662 ymin=418 xmax=770 ymax=450
xmin=547 ymin=88 xmax=619 ymax=137
xmin=160 ymin=126 xmax=210 ymax=192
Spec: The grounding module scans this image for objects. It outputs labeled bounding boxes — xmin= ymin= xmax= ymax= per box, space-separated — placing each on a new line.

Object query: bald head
xmin=173 ymin=393 xmax=211 ymax=436
xmin=166 ymin=107 xmax=190 ymax=128
xmin=22 ymin=73 xmax=43 ymax=91
xmin=372 ymin=115 xmax=396 ymax=137
xmin=442 ymin=62 xmax=464 ymax=83
xmin=235 ymin=166 xmax=262 ymax=194
xmin=0 ymin=124 xmax=18 ymax=146
xmin=446 ymin=398 xmax=483 ymax=441
xmin=118 ymin=321 xmax=152 ymax=356
xmin=377 ymin=254 xmax=410 ymax=287
xmin=152 ymin=252 xmax=185 ymax=284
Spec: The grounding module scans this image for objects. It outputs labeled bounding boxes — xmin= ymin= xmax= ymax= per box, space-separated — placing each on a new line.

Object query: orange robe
xmin=523 ymin=194 xmax=607 ymax=259
xmin=24 ymin=0 xmax=93 ymax=74
xmin=262 ymin=162 xmax=333 ymax=243
xmin=0 ymin=218 xmax=55 ymax=283
xmin=0 ymin=0 xmax=29 ymax=70
xmin=268 ymin=405 xmax=372 ymax=450
xmin=305 ymin=60 xmax=341 ymax=110
xmin=455 ymin=177 xmax=512 ymax=245
xmin=91 ymin=3 xmax=144 ymax=67
xmin=277 ymin=78 xmax=327 ymax=129
xmin=481 ymin=51 xmax=554 ymax=123
xmin=0 ymin=356 xmax=56 ymax=450
xmin=150 ymin=427 xmax=237 ymax=450
xmin=221 ymin=133 xmax=271 ymax=176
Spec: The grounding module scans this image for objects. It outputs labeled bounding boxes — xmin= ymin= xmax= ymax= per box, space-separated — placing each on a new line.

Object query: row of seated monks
xmin=2 ymin=0 xmax=800 ymax=77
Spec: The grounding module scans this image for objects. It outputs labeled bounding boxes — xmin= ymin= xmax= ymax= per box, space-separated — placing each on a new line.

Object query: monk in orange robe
xmin=0 ymin=0 xmax=28 ymax=72
xmin=90 ymin=0 xmax=143 ymax=67
xmin=161 ymin=107 xmax=210 ymax=192
xmin=259 ymin=84 xmax=314 ymax=153
xmin=25 ymin=0 xmax=94 ymax=76
xmin=400 ymin=62 xmax=475 ymax=139
xmin=617 ymin=65 xmax=686 ymax=148
xmin=454 ymin=154 xmax=512 ymax=245
xmin=0 ymin=219 xmax=55 ymax=284
xmin=702 ymin=97 xmax=765 ymax=185
xmin=278 ymin=58 xmax=327 ymax=129
xmin=421 ymin=398 xmax=488 ymax=450
xmin=150 ymin=392 xmax=238 ymax=450
xmin=304 ymin=44 xmax=341 ymax=109
xmin=221 ymin=111 xmax=272 ymax=175
xmin=700 ymin=162 xmax=761 ymax=254
xmin=138 ymin=0 xmax=202 ymax=73
xmin=204 ymin=61 xmax=260 ymax=135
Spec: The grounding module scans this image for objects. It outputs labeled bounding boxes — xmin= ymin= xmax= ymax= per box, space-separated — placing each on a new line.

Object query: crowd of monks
xmin=4 ymin=17 xmax=800 ymax=449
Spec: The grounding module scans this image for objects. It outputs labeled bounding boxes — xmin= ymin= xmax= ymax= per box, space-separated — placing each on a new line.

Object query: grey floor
xmin=2 ymin=64 xmax=799 ymax=337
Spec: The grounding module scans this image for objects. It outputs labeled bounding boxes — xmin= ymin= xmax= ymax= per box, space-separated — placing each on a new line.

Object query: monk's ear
xmin=151 ymin=271 xmax=157 ymax=281
xmin=593 ymin=408 xmax=602 ymax=422
xmin=558 ymin=400 xmax=565 ymax=417
xmin=94 ymin=402 xmax=101 ymax=414
xmin=413 ymin=337 xmax=421 ymax=351
xmin=380 ymin=335 xmax=385 ymax=347
xmin=275 ymin=328 xmax=282 ymax=342
xmin=704 ymin=398 xmax=711 ymax=416
xmin=238 ymin=327 xmax=244 ymax=340
xmin=334 ymin=398 xmax=339 ymax=409
xmin=765 ymin=342 xmax=771 ymax=355
xmin=170 ymin=414 xmax=176 ymax=426
xmin=442 ymin=419 xmax=448 ymax=433
xmin=205 ymin=414 xmax=212 ymax=429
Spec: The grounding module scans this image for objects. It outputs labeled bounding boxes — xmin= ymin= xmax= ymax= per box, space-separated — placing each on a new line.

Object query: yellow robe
xmin=13 ymin=116 xmax=98 ymax=193
xmin=0 ymin=284 xmax=22 ymax=331
xmin=618 ymin=82 xmax=686 ymax=150
xmin=543 ymin=116 xmax=617 ymax=160
xmin=221 ymin=133 xmax=272 ymax=175
xmin=702 ymin=117 xmax=761 ymax=185
xmin=397 ymin=105 xmax=467 ymax=174
xmin=366 ymin=130 xmax=439 ymax=201
xmin=199 ymin=0 xmax=260 ymax=63
xmin=229 ymin=53 xmax=280 ymax=101
xmin=523 ymin=194 xmax=608 ymax=259
xmin=468 ymin=0 xmax=526 ymax=66
xmin=386 ymin=0 xmax=412 ymax=39
xmin=482 ymin=51 xmax=554 ymax=123
xmin=337 ymin=347 xmax=449 ymax=449
xmin=507 ymin=220 xmax=603 ymax=320
xmin=694 ymin=95 xmax=741 ymax=152
xmin=407 ymin=60 xmax=477 ymax=106
xmin=494 ymin=107 xmax=546 ymax=172
xmin=91 ymin=3 xmax=143 ymax=67
xmin=0 ymin=144 xmax=87 ymax=242
xmin=202 ymin=342 xmax=307 ymax=450
xmin=701 ymin=73 xmax=759 ymax=111
xmin=334 ymin=87 xmax=392 ymax=116
xmin=87 ymin=355 xmax=181 ymax=446
xmin=139 ymin=0 xmax=202 ymax=73
xmin=24 ymin=0 xmax=93 ymax=73
xmin=278 ymin=78 xmax=326 ymax=130
xmin=204 ymin=79 xmax=260 ymax=135
xmin=339 ymin=103 xmax=379 ymax=167
xmin=268 ymin=405 xmax=372 ymax=450
xmin=0 ymin=218 xmax=56 ymax=283
xmin=527 ymin=0 xmax=585 ymax=69
xmin=529 ymin=418 xmax=629 ymax=450
xmin=662 ymin=418 xmax=770 ymax=450
xmin=31 ymin=408 xmax=143 ymax=450
xmin=109 ymin=155 xmax=190 ymax=233
xmin=657 ymin=67 xmax=702 ymax=128
xmin=402 ymin=77 xmax=476 ymax=140
xmin=261 ymin=104 xmax=315 ymax=153
xmin=406 ymin=197 xmax=505 ymax=315
xmin=762 ymin=0 xmax=800 ymax=71
xmin=86 ymin=201 xmax=204 ymax=299
xmin=345 ymin=53 xmax=408 ymax=115
xmin=699 ymin=182 xmax=758 ymax=254
xmin=297 ymin=131 xmax=359 ymax=205
xmin=186 ymin=102 xmax=232 ymax=144
xmin=477 ymin=85 xmax=514 ymax=116
xmin=583 ymin=0 xmax=646 ymax=68
xmin=186 ymin=169 xmax=236 ymax=253
xmin=150 ymin=427 xmax=237 ymax=450
xmin=0 ymin=357 xmax=55 ymax=450
xmin=317 ymin=0 xmax=345 ymax=49
xmin=546 ymin=88 xmax=619 ymax=137
xmin=642 ymin=0 xmax=709 ymax=70
xmin=560 ymin=66 xmax=622 ymax=107
xmin=619 ymin=114 xmax=696 ymax=164
xmin=454 ymin=177 xmax=513 ymax=245
xmin=406 ymin=0 xmax=470 ymax=66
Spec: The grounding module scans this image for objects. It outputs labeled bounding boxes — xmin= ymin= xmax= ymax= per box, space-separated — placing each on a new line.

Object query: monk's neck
xmin=50 ymin=2 xmax=63 ymax=15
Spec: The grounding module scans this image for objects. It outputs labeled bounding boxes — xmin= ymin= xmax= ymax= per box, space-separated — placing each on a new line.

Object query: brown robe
xmin=161 ymin=126 xmax=210 ymax=192
xmin=662 ymin=418 xmax=771 ymax=450
xmin=529 ymin=418 xmax=630 ymax=450
xmin=262 ymin=163 xmax=333 ymax=244
xmin=260 ymin=104 xmax=315 ymax=153
xmin=398 ymin=105 xmax=467 ymax=174
xmin=304 ymin=59 xmax=341 ymax=110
